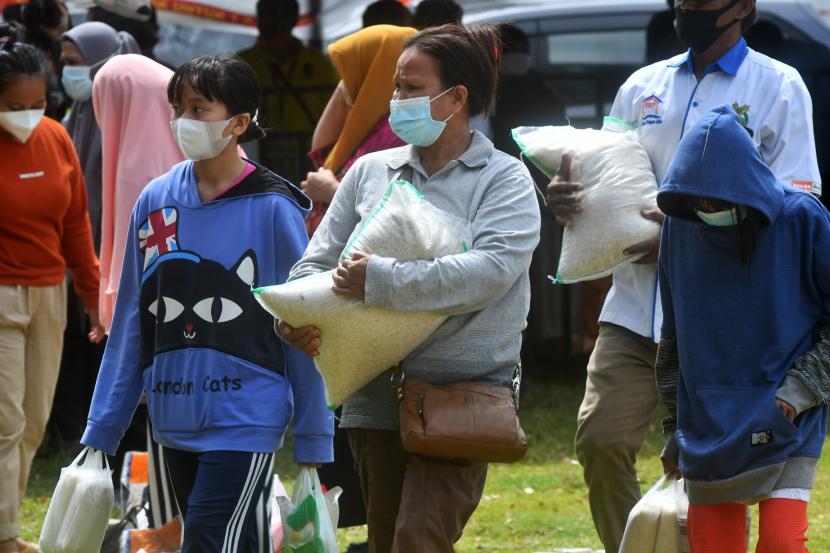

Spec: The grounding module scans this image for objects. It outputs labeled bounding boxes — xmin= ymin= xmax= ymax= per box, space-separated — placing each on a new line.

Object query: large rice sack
xmin=40 ymin=447 xmax=114 ymax=553
xmin=512 ymin=118 xmax=660 ymax=283
xmin=254 ymin=179 xmax=470 ymax=409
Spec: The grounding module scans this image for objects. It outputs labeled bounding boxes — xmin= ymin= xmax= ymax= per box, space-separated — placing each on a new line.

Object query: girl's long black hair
xmin=735 ymin=207 xmax=763 ymax=267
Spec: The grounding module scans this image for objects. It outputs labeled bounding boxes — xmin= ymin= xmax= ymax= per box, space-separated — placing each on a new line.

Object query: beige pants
xmin=575 ymin=322 xmax=659 ymax=553
xmin=0 ymin=284 xmax=67 ymax=541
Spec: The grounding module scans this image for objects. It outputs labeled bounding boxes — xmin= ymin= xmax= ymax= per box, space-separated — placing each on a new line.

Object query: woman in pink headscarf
xmin=93 ymin=53 xmax=185 ymax=332
xmin=92 ymin=53 xmax=185 ymax=543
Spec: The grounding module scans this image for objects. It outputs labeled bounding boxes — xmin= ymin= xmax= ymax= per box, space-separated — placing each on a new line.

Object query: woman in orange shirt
xmin=0 ymin=39 xmax=102 ymax=553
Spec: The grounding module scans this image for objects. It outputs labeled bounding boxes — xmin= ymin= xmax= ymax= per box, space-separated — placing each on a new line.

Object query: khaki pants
xmin=575 ymin=322 xmax=659 ymax=553
xmin=0 ymin=284 xmax=67 ymax=541
xmin=348 ymin=428 xmax=488 ymax=553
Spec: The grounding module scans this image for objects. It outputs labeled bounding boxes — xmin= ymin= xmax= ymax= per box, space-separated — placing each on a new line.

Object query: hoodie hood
xmin=215 ymin=160 xmax=312 ymax=214
xmin=658 ymin=104 xmax=785 ymax=224
xmin=168 ymin=160 xmax=312 ymax=216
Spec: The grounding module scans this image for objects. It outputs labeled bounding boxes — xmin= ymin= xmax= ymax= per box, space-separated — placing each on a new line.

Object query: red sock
xmin=756 ymin=498 xmax=809 ymax=553
xmin=688 ymin=502 xmax=746 ymax=553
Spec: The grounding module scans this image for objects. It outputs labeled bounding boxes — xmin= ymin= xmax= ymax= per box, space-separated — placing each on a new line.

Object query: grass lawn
xmin=20 ymin=377 xmax=830 ymax=552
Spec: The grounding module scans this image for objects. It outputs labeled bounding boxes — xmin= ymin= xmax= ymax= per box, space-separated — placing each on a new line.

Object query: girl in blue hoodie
xmin=656 ymin=105 xmax=830 ymax=553
xmin=81 ymin=55 xmax=334 ymax=553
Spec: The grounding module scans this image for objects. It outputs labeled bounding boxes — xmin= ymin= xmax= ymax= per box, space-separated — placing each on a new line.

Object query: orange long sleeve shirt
xmin=0 ymin=117 xmax=99 ymax=310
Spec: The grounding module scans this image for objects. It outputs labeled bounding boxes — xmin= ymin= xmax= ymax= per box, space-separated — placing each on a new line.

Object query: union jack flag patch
xmin=139 ymin=207 xmax=180 ymax=271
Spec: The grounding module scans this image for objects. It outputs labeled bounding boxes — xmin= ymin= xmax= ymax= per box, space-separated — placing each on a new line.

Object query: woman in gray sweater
xmin=279 ymin=23 xmax=540 ymax=553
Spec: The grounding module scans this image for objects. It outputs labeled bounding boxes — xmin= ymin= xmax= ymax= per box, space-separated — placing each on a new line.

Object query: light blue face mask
xmin=62 ymin=65 xmax=93 ymax=102
xmin=696 ymin=206 xmax=748 ymax=226
xmin=388 ymin=87 xmax=455 ymax=147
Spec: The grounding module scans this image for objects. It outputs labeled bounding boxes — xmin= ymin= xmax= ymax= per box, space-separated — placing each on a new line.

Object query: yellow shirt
xmin=238 ymin=40 xmax=338 ymax=183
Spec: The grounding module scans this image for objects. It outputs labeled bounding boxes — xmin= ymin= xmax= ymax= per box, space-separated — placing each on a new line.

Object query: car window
xmin=536 ymin=29 xmax=647 ymax=129
xmin=547 ymin=30 xmax=647 ymax=66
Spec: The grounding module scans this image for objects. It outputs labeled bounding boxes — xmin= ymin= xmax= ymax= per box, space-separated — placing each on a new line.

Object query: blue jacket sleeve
xmin=273 ymin=199 xmax=335 ymax=464
xmin=81 ymin=204 xmax=146 ymax=455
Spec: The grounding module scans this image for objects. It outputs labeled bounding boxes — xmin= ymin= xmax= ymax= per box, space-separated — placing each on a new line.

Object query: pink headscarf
xmin=93 ymin=54 xmax=185 ymax=332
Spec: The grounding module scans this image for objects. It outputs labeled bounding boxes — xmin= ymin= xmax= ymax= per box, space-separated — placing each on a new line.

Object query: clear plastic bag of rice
xmin=40 ymin=446 xmax=114 ymax=553
xmin=619 ymin=474 xmax=683 ymax=553
xmin=254 ymin=179 xmax=470 ymax=409
xmin=512 ymin=118 xmax=660 ymax=283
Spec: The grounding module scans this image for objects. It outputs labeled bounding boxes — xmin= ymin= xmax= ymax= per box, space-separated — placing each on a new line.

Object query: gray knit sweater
xmin=289 ymin=131 xmax=541 ymax=430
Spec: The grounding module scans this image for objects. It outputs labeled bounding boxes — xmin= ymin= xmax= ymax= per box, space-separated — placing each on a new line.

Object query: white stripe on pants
xmin=147 ymin=419 xmax=179 ymax=528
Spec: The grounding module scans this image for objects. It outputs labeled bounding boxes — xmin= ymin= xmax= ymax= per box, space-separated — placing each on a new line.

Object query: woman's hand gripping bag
xmin=512 ymin=119 xmax=661 ymax=283
xmin=254 ymin=179 xmax=470 ymax=408
xmin=39 ymin=446 xmax=114 ymax=553
xmin=619 ymin=475 xmax=685 ymax=553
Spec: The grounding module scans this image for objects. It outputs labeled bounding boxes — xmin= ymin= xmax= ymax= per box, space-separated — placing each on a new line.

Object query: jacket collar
xmin=668 ymin=37 xmax=748 ymax=77
xmin=386 ymin=130 xmax=495 ymax=171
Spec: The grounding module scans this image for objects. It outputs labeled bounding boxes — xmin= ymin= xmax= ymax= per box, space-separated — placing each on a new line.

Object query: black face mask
xmin=674 ymin=0 xmax=742 ymax=54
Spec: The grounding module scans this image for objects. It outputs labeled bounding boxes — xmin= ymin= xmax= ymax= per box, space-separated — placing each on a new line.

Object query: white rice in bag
xmin=254 ymin=179 xmax=470 ymax=408
xmin=512 ymin=118 xmax=660 ymax=283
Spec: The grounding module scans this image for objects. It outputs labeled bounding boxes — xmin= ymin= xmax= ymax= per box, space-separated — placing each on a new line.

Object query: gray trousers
xmin=575 ymin=322 xmax=659 ymax=553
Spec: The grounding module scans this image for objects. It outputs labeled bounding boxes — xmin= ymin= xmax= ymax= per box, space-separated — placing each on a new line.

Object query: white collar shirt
xmin=600 ymin=38 xmax=821 ymax=340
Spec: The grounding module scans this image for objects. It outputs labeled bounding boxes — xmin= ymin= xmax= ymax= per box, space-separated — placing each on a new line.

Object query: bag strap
xmin=645 ymin=474 xmax=669 ymax=496
xmin=70 ymin=446 xmax=90 ymax=467
xmin=390 ymin=364 xmax=405 ymax=401
xmin=510 ymin=364 xmax=522 ymax=413
xmin=75 ymin=446 xmax=110 ymax=470
xmin=394 ymin=364 xmax=523 ymax=412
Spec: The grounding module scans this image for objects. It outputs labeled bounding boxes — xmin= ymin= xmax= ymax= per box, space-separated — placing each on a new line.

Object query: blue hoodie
xmin=82 ymin=161 xmax=334 ymax=462
xmin=657 ymin=105 xmax=830 ymax=502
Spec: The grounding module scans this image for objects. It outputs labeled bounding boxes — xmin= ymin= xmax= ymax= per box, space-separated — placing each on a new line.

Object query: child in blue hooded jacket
xmin=656 ymin=104 xmax=830 ymax=553
xmin=81 ymin=55 xmax=334 ymax=553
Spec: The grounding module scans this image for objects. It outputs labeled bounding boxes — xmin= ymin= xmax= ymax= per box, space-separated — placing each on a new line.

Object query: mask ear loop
xmin=429 ymin=86 xmax=455 ymax=103
xmin=225 ymin=112 xmax=254 ymax=139
xmin=432 ymin=86 xmax=458 ymax=124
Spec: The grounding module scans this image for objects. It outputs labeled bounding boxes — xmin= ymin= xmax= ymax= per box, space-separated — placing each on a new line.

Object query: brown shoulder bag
xmin=395 ymin=366 xmax=528 ymax=463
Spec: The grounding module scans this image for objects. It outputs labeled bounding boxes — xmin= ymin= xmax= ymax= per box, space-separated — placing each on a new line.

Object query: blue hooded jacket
xmin=82 ymin=161 xmax=334 ymax=462
xmin=657 ymin=105 xmax=830 ymax=498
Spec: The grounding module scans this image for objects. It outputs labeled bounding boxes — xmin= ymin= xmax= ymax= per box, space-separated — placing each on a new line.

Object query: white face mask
xmin=0 ymin=109 xmax=45 ymax=143
xmin=170 ymin=117 xmax=235 ymax=161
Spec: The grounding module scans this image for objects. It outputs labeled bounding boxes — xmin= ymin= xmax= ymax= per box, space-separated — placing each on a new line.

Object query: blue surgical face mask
xmin=696 ymin=206 xmax=748 ymax=226
xmin=62 ymin=65 xmax=93 ymax=101
xmin=389 ymin=87 xmax=455 ymax=147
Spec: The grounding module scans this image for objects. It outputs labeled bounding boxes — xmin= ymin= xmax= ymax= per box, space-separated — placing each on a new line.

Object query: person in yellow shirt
xmin=238 ymin=0 xmax=338 ymax=185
